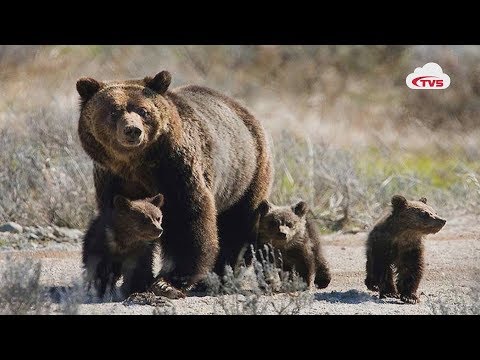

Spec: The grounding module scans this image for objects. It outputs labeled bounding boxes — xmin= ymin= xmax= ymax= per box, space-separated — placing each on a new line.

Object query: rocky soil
xmin=0 ymin=222 xmax=82 ymax=251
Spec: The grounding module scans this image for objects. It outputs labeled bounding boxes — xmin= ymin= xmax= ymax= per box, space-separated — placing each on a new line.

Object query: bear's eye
xmin=286 ymin=222 xmax=293 ymax=228
xmin=270 ymin=219 xmax=279 ymax=227
xmin=420 ymin=211 xmax=430 ymax=219
xmin=137 ymin=108 xmax=148 ymax=117
xmin=155 ymin=216 xmax=161 ymax=223
xmin=110 ymin=108 xmax=121 ymax=119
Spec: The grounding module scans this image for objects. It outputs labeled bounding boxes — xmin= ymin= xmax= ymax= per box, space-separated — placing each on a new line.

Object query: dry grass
xmin=0 ymin=256 xmax=84 ymax=314
xmin=0 ymin=257 xmax=50 ymax=314
xmin=202 ymin=246 xmax=314 ymax=315
xmin=0 ymin=45 xmax=478 ymax=233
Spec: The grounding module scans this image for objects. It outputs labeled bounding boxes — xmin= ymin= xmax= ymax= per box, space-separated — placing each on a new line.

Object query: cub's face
xmin=391 ymin=195 xmax=446 ymax=234
xmin=77 ymin=71 xmax=172 ymax=159
xmin=113 ymin=194 xmax=165 ymax=241
xmin=257 ymin=200 xmax=308 ymax=248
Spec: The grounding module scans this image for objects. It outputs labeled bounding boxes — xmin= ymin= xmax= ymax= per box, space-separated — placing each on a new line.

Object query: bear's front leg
xmin=314 ymin=256 xmax=332 ymax=290
xmin=82 ymin=214 xmax=122 ymax=298
xmin=396 ymin=247 xmax=424 ymax=304
xmin=378 ymin=264 xmax=399 ymax=299
xmin=153 ymin=188 xmax=219 ymax=292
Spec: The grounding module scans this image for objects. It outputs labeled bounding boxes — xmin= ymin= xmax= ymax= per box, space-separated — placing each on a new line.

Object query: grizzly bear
xmin=77 ymin=71 xmax=272 ymax=296
xmin=82 ymin=194 xmax=186 ymax=298
xmin=257 ymin=199 xmax=331 ymax=289
xmin=365 ymin=195 xmax=446 ymax=303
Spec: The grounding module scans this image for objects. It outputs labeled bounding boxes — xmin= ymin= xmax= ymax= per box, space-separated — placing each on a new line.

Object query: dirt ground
xmin=1 ymin=214 xmax=479 ymax=315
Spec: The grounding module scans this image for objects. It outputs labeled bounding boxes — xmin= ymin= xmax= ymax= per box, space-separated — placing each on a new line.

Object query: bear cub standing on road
xmin=83 ymin=194 xmax=184 ymax=299
xmin=365 ymin=195 xmax=446 ymax=303
xmin=257 ymin=200 xmax=331 ymax=289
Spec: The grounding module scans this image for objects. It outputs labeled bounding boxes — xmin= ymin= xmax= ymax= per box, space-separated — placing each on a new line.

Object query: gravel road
xmin=1 ymin=214 xmax=479 ymax=315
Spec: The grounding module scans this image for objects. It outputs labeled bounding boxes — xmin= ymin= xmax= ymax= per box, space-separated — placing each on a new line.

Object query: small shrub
xmin=204 ymin=246 xmax=314 ymax=315
xmin=0 ymin=257 xmax=50 ymax=314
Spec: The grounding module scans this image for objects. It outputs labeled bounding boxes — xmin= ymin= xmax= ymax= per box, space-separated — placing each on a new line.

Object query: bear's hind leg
xmin=214 ymin=198 xmax=261 ymax=275
xmin=365 ymin=252 xmax=379 ymax=291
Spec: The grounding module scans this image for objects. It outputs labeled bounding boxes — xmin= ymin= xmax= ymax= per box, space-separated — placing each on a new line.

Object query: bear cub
xmin=365 ymin=195 xmax=446 ymax=303
xmin=108 ymin=194 xmax=164 ymax=255
xmin=257 ymin=200 xmax=331 ymax=289
xmin=83 ymin=194 xmax=181 ymax=298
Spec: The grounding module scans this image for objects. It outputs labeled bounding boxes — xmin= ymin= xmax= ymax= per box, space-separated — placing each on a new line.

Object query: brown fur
xmin=365 ymin=195 xmax=446 ymax=303
xmin=82 ymin=194 xmax=164 ymax=297
xmin=77 ymin=71 xmax=273 ymax=295
xmin=257 ymin=200 xmax=331 ymax=289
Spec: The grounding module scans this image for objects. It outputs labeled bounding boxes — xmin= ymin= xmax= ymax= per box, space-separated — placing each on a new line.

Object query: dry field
xmin=1 ymin=45 xmax=479 ymax=314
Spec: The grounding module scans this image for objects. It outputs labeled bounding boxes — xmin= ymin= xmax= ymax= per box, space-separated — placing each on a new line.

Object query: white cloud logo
xmin=406 ymin=62 xmax=450 ymax=90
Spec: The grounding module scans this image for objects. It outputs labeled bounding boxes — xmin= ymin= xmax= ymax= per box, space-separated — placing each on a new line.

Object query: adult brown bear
xmin=77 ymin=71 xmax=273 ymax=297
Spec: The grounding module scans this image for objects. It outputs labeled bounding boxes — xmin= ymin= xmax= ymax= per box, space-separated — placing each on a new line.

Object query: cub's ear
xmin=76 ymin=77 xmax=103 ymax=101
xmin=258 ymin=200 xmax=271 ymax=217
xmin=418 ymin=197 xmax=427 ymax=204
xmin=292 ymin=201 xmax=308 ymax=217
xmin=145 ymin=70 xmax=171 ymax=94
xmin=113 ymin=195 xmax=130 ymax=209
xmin=391 ymin=195 xmax=408 ymax=211
xmin=149 ymin=194 xmax=164 ymax=208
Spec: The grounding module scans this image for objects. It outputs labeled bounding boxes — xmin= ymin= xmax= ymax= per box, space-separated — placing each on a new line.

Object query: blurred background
xmin=0 ymin=45 xmax=479 ymax=232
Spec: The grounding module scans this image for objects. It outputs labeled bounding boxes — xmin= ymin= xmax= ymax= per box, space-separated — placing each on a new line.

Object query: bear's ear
xmin=76 ymin=77 xmax=103 ymax=102
xmin=145 ymin=71 xmax=171 ymax=94
xmin=113 ymin=195 xmax=130 ymax=210
xmin=258 ymin=200 xmax=271 ymax=217
xmin=292 ymin=201 xmax=308 ymax=217
xmin=149 ymin=194 xmax=164 ymax=208
xmin=418 ymin=197 xmax=427 ymax=204
xmin=391 ymin=195 xmax=408 ymax=211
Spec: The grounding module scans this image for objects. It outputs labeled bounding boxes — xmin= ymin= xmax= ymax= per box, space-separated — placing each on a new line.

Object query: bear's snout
xmin=435 ymin=217 xmax=447 ymax=229
xmin=116 ymin=112 xmax=145 ymax=147
xmin=124 ymin=126 xmax=142 ymax=141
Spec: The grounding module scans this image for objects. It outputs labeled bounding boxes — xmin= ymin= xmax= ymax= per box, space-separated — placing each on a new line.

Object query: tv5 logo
xmin=406 ymin=62 xmax=451 ymax=90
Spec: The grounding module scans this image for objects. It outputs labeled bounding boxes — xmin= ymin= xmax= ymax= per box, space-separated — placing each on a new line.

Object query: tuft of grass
xmin=203 ymin=246 xmax=314 ymax=315
xmin=0 ymin=257 xmax=86 ymax=315
xmin=0 ymin=257 xmax=50 ymax=314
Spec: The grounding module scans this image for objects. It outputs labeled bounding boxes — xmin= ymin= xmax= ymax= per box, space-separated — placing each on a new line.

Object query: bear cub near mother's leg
xmin=83 ymin=194 xmax=184 ymax=299
xmin=365 ymin=195 xmax=446 ymax=304
xmin=257 ymin=199 xmax=331 ymax=290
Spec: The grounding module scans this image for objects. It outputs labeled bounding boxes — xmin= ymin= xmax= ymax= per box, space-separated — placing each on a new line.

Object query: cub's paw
xmin=379 ymin=291 xmax=399 ymax=299
xmin=150 ymin=279 xmax=186 ymax=299
xmin=315 ymin=276 xmax=331 ymax=290
xmin=400 ymin=293 xmax=420 ymax=304
xmin=365 ymin=279 xmax=379 ymax=292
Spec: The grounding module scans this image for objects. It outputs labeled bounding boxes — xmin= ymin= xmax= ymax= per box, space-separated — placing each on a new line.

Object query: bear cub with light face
xmin=365 ymin=195 xmax=446 ymax=303
xmin=257 ymin=200 xmax=331 ymax=289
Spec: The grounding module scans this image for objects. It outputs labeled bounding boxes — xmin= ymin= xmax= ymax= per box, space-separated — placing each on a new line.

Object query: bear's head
xmin=257 ymin=199 xmax=308 ymax=248
xmin=111 ymin=194 xmax=165 ymax=248
xmin=390 ymin=195 xmax=446 ymax=234
xmin=77 ymin=71 xmax=173 ymax=162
